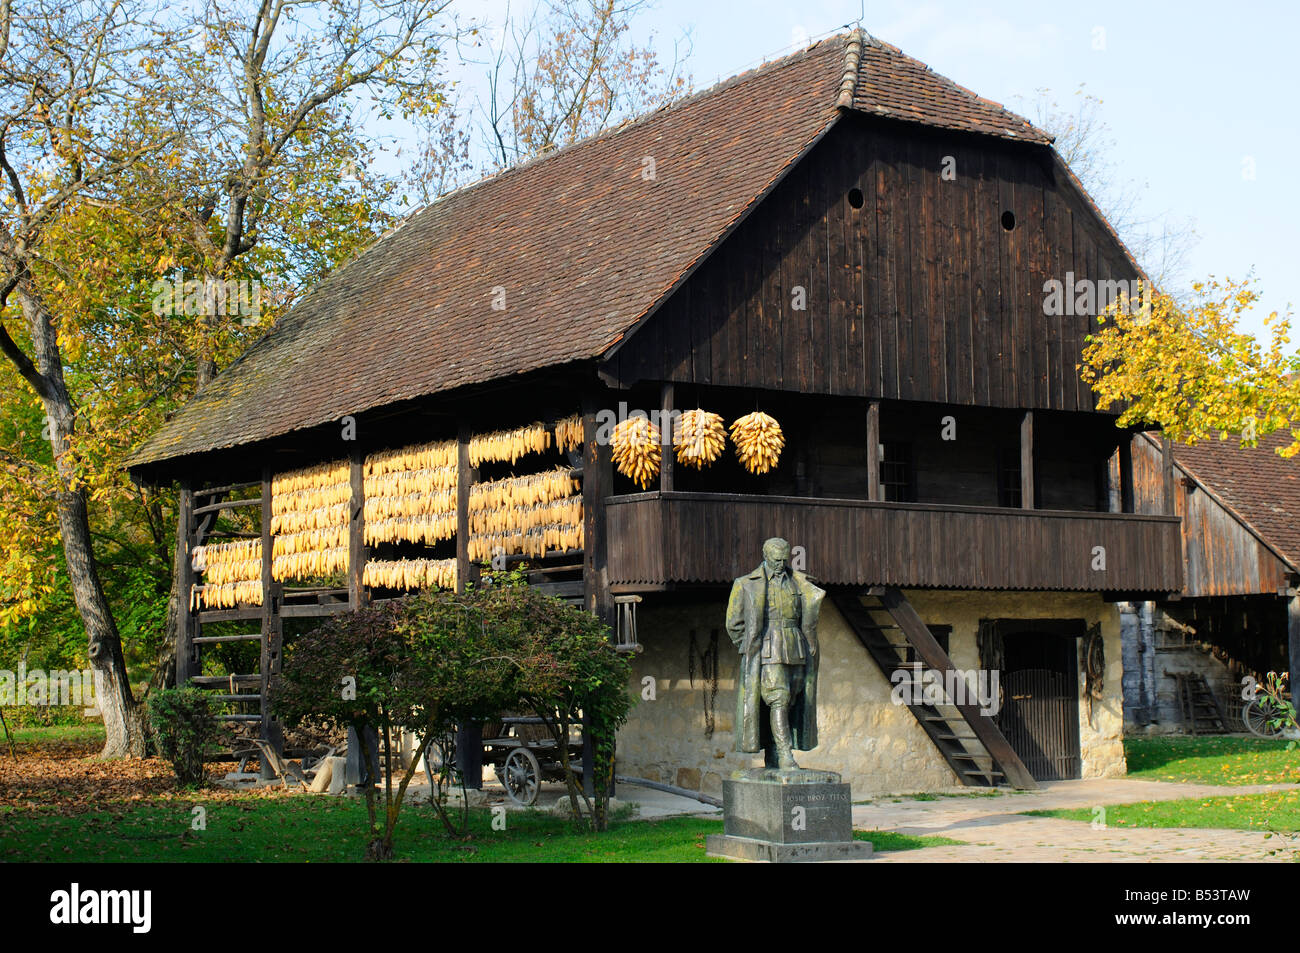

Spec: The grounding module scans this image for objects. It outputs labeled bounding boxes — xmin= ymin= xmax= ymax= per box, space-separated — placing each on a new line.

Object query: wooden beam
xmin=175 ymin=481 xmax=196 ymax=686
xmin=1118 ymin=433 xmax=1134 ymax=514
xmin=258 ymin=468 xmax=284 ymax=771
xmin=348 ymin=449 xmax=367 ymax=609
xmin=866 ymin=400 xmax=881 ymax=502
xmin=582 ymin=394 xmax=613 ymax=629
xmin=659 ymin=382 xmax=674 ymax=493
xmin=1019 ymin=411 xmax=1034 ymax=510
xmin=1162 ymin=434 xmax=1176 ymax=516
xmin=456 ymin=423 xmax=472 ymax=594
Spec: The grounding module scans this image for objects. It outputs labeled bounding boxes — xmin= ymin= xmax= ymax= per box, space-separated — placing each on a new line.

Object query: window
xmin=879 ymin=442 xmax=915 ymax=502
xmin=997 ymin=446 xmax=1021 ymax=507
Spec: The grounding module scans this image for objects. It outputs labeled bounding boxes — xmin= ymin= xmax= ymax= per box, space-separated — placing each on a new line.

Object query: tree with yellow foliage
xmin=1080 ymin=277 xmax=1300 ymax=457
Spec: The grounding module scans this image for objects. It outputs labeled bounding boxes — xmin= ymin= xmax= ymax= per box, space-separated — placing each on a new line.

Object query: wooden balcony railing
xmin=605 ymin=491 xmax=1182 ymax=593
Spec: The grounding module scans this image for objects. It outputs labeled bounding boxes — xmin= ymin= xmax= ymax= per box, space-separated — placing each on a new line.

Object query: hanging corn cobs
xmin=190 ymin=540 xmax=264 ymax=609
xmin=360 ymin=441 xmax=459 ymax=547
xmin=190 ymin=580 xmax=263 ymax=611
xmin=730 ymin=411 xmax=784 ymax=475
xmin=271 ymin=460 xmax=351 ymax=581
xmin=673 ymin=408 xmax=727 ymax=470
xmin=466 ymin=467 xmax=583 ymax=560
xmin=365 ymin=439 xmax=457 ymax=478
xmin=362 ymin=558 xmax=457 ymax=591
xmin=611 ymin=416 xmax=661 ymax=488
xmin=468 ymin=421 xmax=550 ymax=467
xmin=554 ymin=413 xmax=584 ymax=454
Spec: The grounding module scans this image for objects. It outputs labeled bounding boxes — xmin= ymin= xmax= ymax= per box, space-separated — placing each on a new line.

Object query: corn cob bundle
xmin=468 ymin=468 xmax=579 ymax=511
xmin=362 ymin=558 xmax=457 ymax=591
xmin=611 ymin=416 xmax=661 ymax=488
xmin=467 ymin=520 xmax=584 ymax=561
xmin=271 ymin=501 xmax=349 ymax=535
xmin=189 ymin=580 xmax=263 ymax=611
xmin=554 ymin=413 xmax=584 ymax=453
xmin=363 ymin=465 xmax=458 ymax=499
xmin=365 ymin=439 xmax=457 ymax=478
xmin=673 ymin=409 xmax=727 ymax=470
xmin=271 ymin=546 xmax=349 ymax=582
xmin=365 ymin=514 xmax=457 ymax=547
xmin=364 ymin=488 xmax=457 ymax=522
xmin=468 ymin=421 xmax=551 ymax=467
xmin=469 ymin=496 xmax=582 ymax=536
xmin=191 ymin=540 xmax=260 ymax=574
xmin=271 ymin=460 xmax=350 ymax=508
xmin=730 ymin=411 xmax=785 ymax=475
xmin=272 ymin=526 xmax=348 ymax=557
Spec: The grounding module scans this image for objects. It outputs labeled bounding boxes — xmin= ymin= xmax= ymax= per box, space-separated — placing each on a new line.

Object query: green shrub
xmin=148 ymin=687 xmax=217 ymax=786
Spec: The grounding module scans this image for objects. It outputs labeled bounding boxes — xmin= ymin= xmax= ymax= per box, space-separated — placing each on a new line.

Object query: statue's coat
xmin=724 ymin=566 xmax=825 ymax=753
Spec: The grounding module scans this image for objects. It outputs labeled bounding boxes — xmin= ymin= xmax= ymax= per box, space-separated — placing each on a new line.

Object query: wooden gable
xmin=602 ymin=112 xmax=1141 ymax=413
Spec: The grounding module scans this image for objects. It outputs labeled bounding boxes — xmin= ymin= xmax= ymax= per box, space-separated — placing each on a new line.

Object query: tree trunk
xmin=20 ymin=290 xmax=144 ymax=757
xmin=147 ymin=568 xmax=183 ymax=695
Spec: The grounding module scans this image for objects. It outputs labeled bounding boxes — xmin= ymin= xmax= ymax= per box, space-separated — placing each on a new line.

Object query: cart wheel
xmin=1244 ymin=700 xmax=1285 ymax=738
xmin=502 ymin=747 xmax=541 ymax=806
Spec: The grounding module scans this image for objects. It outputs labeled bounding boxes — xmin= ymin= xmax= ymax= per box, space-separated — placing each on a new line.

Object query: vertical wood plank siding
xmin=605 ymin=492 xmax=1181 ymax=592
xmin=1130 ymin=434 xmax=1292 ymax=596
xmin=604 ymin=117 xmax=1137 ymax=413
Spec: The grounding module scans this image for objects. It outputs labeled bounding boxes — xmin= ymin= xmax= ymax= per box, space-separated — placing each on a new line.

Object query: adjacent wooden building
xmin=129 ymin=31 xmax=1186 ymax=793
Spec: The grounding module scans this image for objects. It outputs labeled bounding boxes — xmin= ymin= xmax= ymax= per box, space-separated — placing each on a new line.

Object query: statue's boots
xmin=771 ymin=705 xmax=799 ymax=770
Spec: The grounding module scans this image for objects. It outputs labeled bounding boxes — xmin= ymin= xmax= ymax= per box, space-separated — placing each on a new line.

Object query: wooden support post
xmin=1118 ymin=433 xmax=1134 ymax=514
xmin=1289 ymin=594 xmax=1300 ymax=719
xmin=175 ymin=481 xmax=196 ymax=686
xmin=1019 ymin=411 xmax=1034 ymax=510
xmin=456 ymin=423 xmax=473 ymax=594
xmin=259 ymin=468 xmax=284 ymax=772
xmin=582 ymin=394 xmax=613 ymax=629
xmin=454 ymin=721 xmax=483 ymax=790
xmin=659 ymin=382 xmax=674 ymax=494
xmin=1161 ymin=434 xmax=1176 ymax=516
xmin=866 ymin=400 xmax=881 ymax=502
xmin=348 ymin=449 xmax=367 ymax=609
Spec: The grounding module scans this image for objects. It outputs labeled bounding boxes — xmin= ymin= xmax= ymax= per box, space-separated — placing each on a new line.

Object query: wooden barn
xmin=128 ymin=30 xmax=1185 ymax=795
xmin=1121 ymin=432 xmax=1300 ymax=734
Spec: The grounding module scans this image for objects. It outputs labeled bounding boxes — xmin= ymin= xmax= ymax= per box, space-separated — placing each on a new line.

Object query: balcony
xmin=605 ymin=491 xmax=1182 ymax=593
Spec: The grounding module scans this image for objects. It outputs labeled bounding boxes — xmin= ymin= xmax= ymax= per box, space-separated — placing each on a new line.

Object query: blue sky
xmin=439 ymin=0 xmax=1297 ymax=338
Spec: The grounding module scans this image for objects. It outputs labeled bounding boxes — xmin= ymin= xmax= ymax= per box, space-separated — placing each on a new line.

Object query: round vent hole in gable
xmin=1001 ymin=210 xmax=1016 ymax=231
xmin=848 ymin=188 xmax=865 ymax=209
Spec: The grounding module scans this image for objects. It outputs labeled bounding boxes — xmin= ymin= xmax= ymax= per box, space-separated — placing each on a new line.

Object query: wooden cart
xmin=483 ymin=716 xmax=584 ymax=807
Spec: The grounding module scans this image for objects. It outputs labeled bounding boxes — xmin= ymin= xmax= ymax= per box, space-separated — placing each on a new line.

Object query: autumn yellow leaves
xmin=610 ymin=409 xmax=784 ymax=487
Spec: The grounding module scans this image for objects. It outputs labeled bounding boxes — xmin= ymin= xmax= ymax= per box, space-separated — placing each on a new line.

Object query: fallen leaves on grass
xmin=0 ymin=739 xmax=296 ymax=816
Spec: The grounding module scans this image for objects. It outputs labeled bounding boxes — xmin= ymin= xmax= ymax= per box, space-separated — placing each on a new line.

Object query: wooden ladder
xmin=177 ymin=476 xmax=285 ymax=770
xmin=829 ymin=587 xmax=1038 ymax=790
xmin=1172 ymin=672 xmax=1229 ymax=735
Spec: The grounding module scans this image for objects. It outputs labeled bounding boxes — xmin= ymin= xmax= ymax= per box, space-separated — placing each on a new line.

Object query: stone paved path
xmin=854 ymin=779 xmax=1300 ymax=863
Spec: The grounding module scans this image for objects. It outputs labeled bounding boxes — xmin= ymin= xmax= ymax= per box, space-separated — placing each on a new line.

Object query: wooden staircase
xmin=829 ymin=587 xmax=1037 ymax=790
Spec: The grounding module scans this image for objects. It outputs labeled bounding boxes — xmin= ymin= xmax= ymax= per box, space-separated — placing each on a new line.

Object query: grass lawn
xmin=0 ymin=793 xmax=962 ymax=862
xmin=1123 ymin=735 xmax=1300 ymax=786
xmin=5 ymin=723 xmax=107 ymax=748
xmin=1025 ymin=789 xmax=1300 ymax=835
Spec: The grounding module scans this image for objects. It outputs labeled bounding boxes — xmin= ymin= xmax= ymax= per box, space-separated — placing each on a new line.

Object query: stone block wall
xmin=615 ymin=589 xmax=1126 ymax=795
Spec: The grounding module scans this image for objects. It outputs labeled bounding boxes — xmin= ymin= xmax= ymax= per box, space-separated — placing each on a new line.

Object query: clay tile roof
xmin=1167 ymin=432 xmax=1300 ymax=571
xmin=850 ymin=35 xmax=1052 ymax=144
xmin=128 ymin=30 xmax=1051 ymax=470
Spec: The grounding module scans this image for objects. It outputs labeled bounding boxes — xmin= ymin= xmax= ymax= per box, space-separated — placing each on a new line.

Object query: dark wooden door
xmin=995 ymin=633 xmax=1081 ymax=781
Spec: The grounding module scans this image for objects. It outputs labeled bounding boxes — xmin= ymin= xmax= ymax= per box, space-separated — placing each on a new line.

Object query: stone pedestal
xmin=706 ymin=768 xmax=873 ymax=863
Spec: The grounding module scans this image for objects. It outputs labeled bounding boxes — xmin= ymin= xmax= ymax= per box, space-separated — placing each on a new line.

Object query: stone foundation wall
xmin=615 ymin=589 xmax=1126 ymax=796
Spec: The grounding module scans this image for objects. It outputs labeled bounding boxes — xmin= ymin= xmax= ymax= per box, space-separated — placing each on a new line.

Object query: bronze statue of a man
xmin=725 ymin=538 xmax=825 ymax=769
